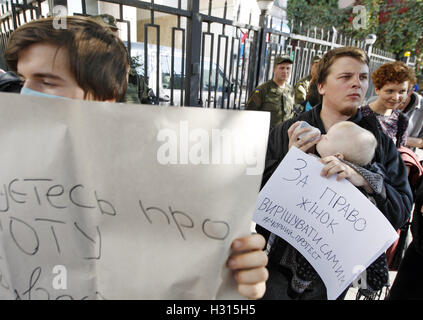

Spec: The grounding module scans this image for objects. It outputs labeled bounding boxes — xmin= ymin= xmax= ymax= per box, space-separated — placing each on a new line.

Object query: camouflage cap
xmin=91 ymin=14 xmax=118 ymax=31
xmin=311 ymin=55 xmax=322 ymax=64
xmin=275 ymin=55 xmax=293 ymax=65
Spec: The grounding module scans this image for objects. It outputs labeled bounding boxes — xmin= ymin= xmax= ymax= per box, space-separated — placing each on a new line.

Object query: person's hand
xmin=406 ymin=136 xmax=423 ymax=149
xmin=320 ymin=155 xmax=373 ymax=193
xmin=288 ymin=121 xmax=321 ymax=153
xmin=227 ymin=233 xmax=268 ymax=299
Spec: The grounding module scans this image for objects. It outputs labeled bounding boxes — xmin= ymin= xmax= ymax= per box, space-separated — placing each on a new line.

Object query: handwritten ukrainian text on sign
xmin=0 ymin=92 xmax=269 ymax=300
xmin=253 ymin=147 xmax=398 ymax=300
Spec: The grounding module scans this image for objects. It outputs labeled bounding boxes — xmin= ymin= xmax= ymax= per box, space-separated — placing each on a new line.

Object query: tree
xmin=287 ymin=0 xmax=351 ymax=34
xmin=287 ymin=0 xmax=423 ymax=65
xmin=374 ymin=0 xmax=423 ymax=58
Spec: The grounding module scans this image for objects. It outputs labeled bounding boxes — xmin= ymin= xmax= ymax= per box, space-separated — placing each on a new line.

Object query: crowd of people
xmin=0 ymin=13 xmax=422 ymax=300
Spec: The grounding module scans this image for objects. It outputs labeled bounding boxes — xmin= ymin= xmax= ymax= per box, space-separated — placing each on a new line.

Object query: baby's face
xmin=316 ymin=127 xmax=343 ymax=158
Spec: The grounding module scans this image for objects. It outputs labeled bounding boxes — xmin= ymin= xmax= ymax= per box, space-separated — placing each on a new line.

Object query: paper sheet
xmin=0 ymin=92 xmax=269 ymax=300
xmin=253 ymin=147 xmax=398 ymax=300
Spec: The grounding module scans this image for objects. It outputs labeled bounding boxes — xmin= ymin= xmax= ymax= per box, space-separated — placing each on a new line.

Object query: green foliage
xmin=375 ymin=1 xmax=423 ymax=57
xmin=287 ymin=0 xmax=351 ymax=34
xmin=287 ymin=0 xmax=423 ymax=60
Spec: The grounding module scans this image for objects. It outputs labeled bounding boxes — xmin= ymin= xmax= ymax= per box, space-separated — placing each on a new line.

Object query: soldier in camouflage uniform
xmin=246 ymin=55 xmax=295 ymax=128
xmin=294 ymin=55 xmax=322 ymax=106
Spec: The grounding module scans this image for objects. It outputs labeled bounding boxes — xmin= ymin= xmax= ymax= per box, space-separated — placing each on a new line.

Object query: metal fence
xmin=0 ymin=0 xmax=416 ymax=107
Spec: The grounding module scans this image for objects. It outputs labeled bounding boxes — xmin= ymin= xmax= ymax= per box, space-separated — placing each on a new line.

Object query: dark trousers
xmin=262 ymin=260 xmax=348 ymax=300
xmin=387 ymin=241 xmax=423 ymax=300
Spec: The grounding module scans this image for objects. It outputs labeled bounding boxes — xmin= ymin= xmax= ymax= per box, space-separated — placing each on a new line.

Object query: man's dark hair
xmin=5 ymin=16 xmax=129 ymax=102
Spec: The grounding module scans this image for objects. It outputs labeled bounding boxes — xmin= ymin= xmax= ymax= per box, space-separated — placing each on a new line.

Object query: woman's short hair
xmin=371 ymin=61 xmax=417 ymax=90
xmin=5 ymin=16 xmax=129 ymax=102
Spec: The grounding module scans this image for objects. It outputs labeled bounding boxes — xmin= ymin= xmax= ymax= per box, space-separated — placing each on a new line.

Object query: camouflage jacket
xmin=124 ymin=82 xmax=142 ymax=104
xmin=245 ymin=80 xmax=295 ymax=128
xmin=294 ymin=74 xmax=312 ymax=105
xmin=123 ymin=68 xmax=150 ymax=104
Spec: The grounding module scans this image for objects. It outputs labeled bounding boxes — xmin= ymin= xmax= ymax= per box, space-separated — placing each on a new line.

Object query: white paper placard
xmin=253 ymin=147 xmax=398 ymax=299
xmin=0 ymin=92 xmax=269 ymax=300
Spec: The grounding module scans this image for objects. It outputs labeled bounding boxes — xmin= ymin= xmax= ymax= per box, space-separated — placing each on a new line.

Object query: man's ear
xmin=317 ymin=82 xmax=325 ymax=96
xmin=334 ymin=152 xmax=344 ymax=160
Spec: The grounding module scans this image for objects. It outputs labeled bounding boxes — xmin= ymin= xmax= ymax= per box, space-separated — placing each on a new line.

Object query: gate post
xmin=185 ymin=0 xmax=202 ymax=107
xmin=256 ymin=6 xmax=270 ymax=86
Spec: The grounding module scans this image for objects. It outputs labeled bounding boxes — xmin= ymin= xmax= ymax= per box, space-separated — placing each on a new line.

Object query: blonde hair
xmin=329 ymin=121 xmax=377 ymax=166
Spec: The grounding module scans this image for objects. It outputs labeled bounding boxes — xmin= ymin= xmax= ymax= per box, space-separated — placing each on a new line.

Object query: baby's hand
xmin=293 ymin=121 xmax=321 ymax=142
xmin=288 ymin=121 xmax=321 ymax=153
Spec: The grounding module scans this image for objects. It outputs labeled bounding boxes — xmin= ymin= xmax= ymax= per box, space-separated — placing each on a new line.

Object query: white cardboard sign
xmin=253 ymin=147 xmax=398 ymax=299
xmin=0 ymin=92 xmax=269 ymax=300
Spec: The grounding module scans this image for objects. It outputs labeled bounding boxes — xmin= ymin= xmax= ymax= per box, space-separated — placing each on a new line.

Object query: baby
xmin=296 ymin=120 xmax=377 ymax=166
xmin=291 ymin=121 xmax=383 ymax=298
xmin=316 ymin=121 xmax=377 ymax=166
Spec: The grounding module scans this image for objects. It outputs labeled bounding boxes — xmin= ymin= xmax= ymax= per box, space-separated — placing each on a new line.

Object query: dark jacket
xmin=258 ymin=104 xmax=413 ymax=242
xmin=0 ymin=71 xmax=22 ymax=93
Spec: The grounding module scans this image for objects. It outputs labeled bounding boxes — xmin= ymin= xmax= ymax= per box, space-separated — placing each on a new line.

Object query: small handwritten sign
xmin=0 ymin=92 xmax=269 ymax=299
xmin=253 ymin=147 xmax=398 ymax=300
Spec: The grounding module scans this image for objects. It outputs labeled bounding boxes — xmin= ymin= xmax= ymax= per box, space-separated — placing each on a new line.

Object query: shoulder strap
xmin=359 ymin=106 xmax=384 ymax=161
xmin=396 ymin=112 xmax=408 ymax=148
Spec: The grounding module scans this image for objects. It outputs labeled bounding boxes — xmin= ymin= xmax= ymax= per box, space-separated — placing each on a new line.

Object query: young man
xmin=257 ymin=46 xmax=413 ymax=300
xmin=246 ymin=55 xmax=295 ymax=128
xmin=3 ymin=16 xmax=268 ymax=299
xmin=5 ymin=17 xmax=129 ymax=101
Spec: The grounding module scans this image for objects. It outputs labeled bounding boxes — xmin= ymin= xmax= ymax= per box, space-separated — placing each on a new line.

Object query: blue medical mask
xmin=20 ymin=87 xmax=69 ymax=100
